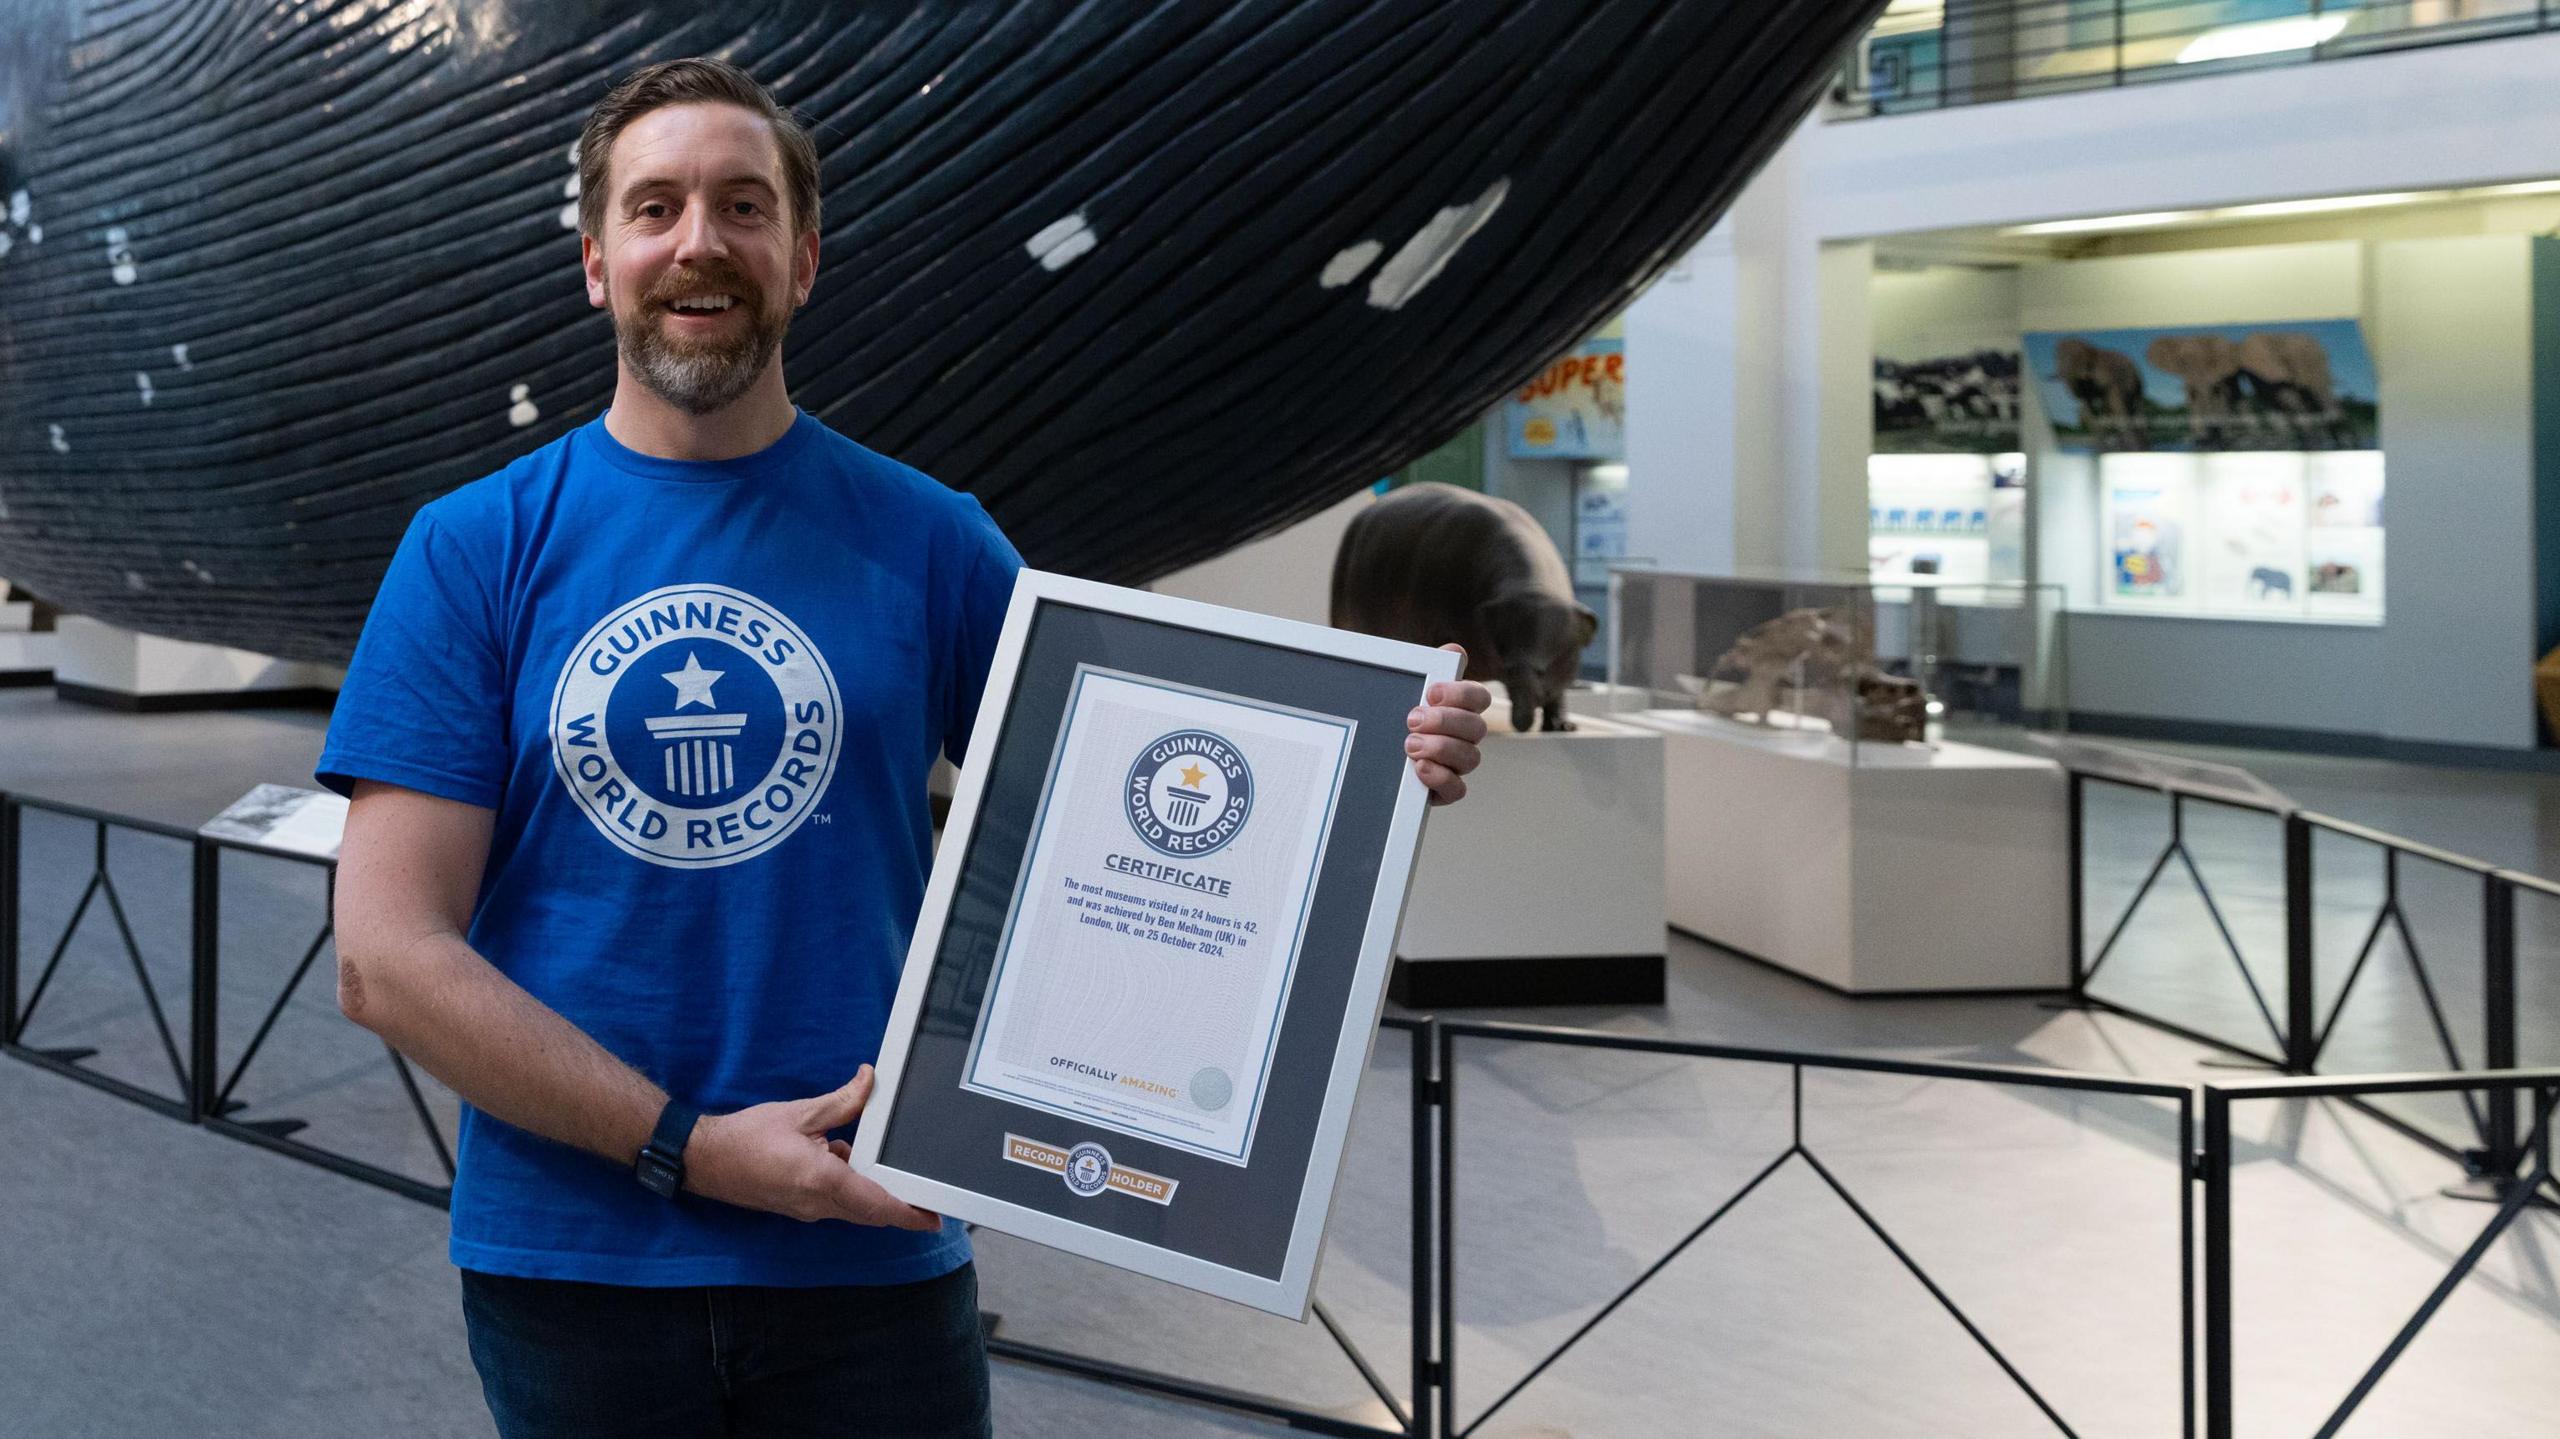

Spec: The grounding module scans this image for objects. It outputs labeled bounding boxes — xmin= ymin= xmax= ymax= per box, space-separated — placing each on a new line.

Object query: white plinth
xmin=1482 ymin=678 xmax=1655 ymax=723
xmin=1622 ymin=708 xmax=2068 ymax=994
xmin=53 ymin=617 xmax=341 ymax=708
xmin=0 ymin=631 xmax=56 ymax=678
xmin=1393 ymin=713 xmax=1666 ymax=1004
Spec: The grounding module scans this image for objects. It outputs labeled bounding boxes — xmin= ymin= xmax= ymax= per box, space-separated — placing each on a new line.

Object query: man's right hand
xmin=684 ymin=1065 xmax=942 ymax=1231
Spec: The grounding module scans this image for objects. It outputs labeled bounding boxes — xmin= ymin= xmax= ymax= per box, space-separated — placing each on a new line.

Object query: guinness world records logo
xmin=1063 ymin=1142 xmax=1113 ymax=1198
xmin=1125 ymin=729 xmax=1252 ymax=858
xmin=550 ymin=583 xmax=841 ymax=869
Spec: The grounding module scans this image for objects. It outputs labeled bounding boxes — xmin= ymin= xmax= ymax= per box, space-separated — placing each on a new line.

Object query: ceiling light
xmin=2214 ymin=192 xmax=2434 ymax=219
xmin=2003 ymin=211 xmax=2206 ymax=237
xmin=2469 ymin=179 xmax=2560 ymax=199
xmin=2178 ymin=14 xmax=2351 ymax=64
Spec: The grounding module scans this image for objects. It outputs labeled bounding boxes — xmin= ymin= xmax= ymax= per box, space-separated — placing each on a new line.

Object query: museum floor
xmin=0 ymin=688 xmax=2554 ymax=1437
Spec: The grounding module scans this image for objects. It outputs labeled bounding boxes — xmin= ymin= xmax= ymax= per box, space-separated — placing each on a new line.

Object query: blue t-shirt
xmin=317 ymin=409 xmax=1020 ymax=1287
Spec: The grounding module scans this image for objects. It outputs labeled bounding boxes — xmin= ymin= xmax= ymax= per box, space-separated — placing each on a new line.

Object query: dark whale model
xmin=0 ymin=1 xmax=1882 ymax=663
xmin=1330 ymin=482 xmax=1593 ymax=734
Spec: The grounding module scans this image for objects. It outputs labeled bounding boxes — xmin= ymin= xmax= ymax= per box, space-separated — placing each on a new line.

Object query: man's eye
xmin=638 ymin=202 xmax=670 ymax=220
xmin=730 ymin=201 xmax=761 ymax=217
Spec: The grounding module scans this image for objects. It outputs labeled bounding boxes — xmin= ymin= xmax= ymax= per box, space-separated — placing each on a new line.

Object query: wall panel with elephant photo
xmin=2023 ymin=319 xmax=2378 ymax=454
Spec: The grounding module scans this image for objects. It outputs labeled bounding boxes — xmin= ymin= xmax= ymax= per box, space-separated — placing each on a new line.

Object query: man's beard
xmin=611 ymin=262 xmax=789 ymax=416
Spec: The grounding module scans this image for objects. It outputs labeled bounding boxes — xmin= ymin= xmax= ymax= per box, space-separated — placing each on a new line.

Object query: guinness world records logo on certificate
xmin=853 ymin=571 xmax=1455 ymax=1320
xmin=1125 ymin=730 xmax=1253 ymax=858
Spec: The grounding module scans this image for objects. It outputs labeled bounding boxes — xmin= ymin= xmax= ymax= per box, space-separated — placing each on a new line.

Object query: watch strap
xmin=636 ymin=1099 xmax=702 ymax=1200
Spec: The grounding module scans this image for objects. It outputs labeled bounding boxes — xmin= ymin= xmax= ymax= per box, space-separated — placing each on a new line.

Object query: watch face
xmin=638 ymin=1150 xmax=682 ymax=1199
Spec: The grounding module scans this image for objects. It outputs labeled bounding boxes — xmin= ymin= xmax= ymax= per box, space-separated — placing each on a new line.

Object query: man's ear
xmin=1572 ymin=602 xmax=1598 ymax=650
xmin=582 ymin=232 xmax=607 ymax=310
xmin=794 ymin=224 xmax=820 ymax=308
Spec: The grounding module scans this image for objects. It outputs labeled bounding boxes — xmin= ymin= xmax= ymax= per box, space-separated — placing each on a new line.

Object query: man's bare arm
xmin=333 ymin=779 xmax=934 ymax=1228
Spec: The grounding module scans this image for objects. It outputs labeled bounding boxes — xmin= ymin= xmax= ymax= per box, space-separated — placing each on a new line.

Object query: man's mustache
xmin=644 ymin=265 xmax=763 ymax=307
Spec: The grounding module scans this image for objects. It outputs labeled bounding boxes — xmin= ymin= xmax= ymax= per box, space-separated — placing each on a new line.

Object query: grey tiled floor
xmin=3 ymin=689 xmax=2557 ymax=1436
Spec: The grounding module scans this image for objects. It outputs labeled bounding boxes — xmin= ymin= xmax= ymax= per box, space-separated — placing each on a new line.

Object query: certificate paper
xmin=963 ymin=667 xmax=1354 ymax=1164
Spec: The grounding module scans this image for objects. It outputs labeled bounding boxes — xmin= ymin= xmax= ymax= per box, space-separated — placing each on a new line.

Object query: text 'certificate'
xmin=963 ymin=667 xmax=1354 ymax=1164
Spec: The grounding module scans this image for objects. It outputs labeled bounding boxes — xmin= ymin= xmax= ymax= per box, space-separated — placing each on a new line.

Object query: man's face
xmin=581 ymin=102 xmax=819 ymax=415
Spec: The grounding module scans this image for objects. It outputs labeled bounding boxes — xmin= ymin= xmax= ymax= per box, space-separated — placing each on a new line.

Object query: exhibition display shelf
xmin=1624 ymin=708 xmax=2069 ymax=993
xmin=1392 ymin=712 xmax=1666 ymax=1007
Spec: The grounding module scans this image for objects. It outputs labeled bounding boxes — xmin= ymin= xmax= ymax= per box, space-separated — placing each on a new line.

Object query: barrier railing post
xmin=2283 ymin=812 xmax=2315 ymax=1074
xmin=1436 ymin=1021 xmax=1456 ymax=1439
xmin=2202 ymin=1088 xmax=2234 ymax=1439
xmin=190 ymin=838 xmax=219 ymax=1124
xmin=2482 ymin=875 xmax=2520 ymax=1180
xmin=1 ymin=794 xmax=18 ymax=1044
xmin=2067 ymin=771 xmax=2086 ymax=996
xmin=1409 ymin=1017 xmax=1436 ymax=1439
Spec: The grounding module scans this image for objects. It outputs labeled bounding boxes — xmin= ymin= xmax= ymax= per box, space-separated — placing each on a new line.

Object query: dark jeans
xmin=460 ymin=1264 xmax=992 ymax=1439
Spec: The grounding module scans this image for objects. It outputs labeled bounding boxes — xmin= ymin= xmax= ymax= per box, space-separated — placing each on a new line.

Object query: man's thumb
xmin=808 ymin=1065 xmax=875 ymax=1131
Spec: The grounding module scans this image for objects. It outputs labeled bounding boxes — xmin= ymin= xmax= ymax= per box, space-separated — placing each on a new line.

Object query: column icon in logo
xmin=1164 ymin=764 xmax=1212 ymax=828
xmin=645 ymin=650 xmax=745 ymax=800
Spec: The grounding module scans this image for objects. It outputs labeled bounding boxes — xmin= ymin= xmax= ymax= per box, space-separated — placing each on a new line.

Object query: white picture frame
xmin=852 ymin=569 xmax=1457 ymax=1319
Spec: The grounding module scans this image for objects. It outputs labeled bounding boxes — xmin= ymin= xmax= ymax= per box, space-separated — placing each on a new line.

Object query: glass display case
xmin=1606 ymin=567 xmax=2067 ymax=760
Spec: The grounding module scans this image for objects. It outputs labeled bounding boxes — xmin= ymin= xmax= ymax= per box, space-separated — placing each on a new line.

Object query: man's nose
xmin=673 ymin=199 xmax=727 ymax=263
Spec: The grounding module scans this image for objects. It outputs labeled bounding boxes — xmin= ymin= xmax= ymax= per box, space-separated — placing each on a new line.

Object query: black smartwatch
xmin=636 ymin=1099 xmax=703 ymax=1200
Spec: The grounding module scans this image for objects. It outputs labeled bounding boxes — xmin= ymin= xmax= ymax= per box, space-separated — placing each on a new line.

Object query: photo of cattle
xmin=2022 ymin=319 xmax=2378 ymax=453
xmin=1872 ymin=348 xmax=2023 ymax=453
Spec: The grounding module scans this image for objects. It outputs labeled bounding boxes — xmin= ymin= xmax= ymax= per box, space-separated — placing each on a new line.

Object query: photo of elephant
xmin=2051 ymin=337 xmax=2149 ymax=450
xmin=2145 ymin=334 xmax=2243 ymax=446
xmin=2235 ymin=330 xmax=2356 ymax=448
xmin=2025 ymin=319 xmax=2377 ymax=453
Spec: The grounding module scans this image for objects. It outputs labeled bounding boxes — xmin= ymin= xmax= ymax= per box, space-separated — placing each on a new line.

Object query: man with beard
xmin=315 ymin=57 xmax=1490 ymax=1439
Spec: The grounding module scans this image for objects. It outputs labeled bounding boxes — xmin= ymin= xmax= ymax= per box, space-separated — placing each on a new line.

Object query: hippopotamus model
xmin=1330 ymin=483 xmax=1597 ymax=733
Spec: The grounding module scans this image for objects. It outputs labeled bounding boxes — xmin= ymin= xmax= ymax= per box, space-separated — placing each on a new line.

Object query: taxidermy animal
xmin=1330 ymin=483 xmax=1595 ymax=733
xmin=2054 ymin=338 xmax=2147 ymax=448
xmin=0 ymin=0 xmax=1887 ymax=663
xmin=1697 ymin=606 xmax=1927 ymax=745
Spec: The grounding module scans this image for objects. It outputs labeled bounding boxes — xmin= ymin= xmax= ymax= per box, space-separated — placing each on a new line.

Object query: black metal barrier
xmin=0 ymin=788 xmax=454 ymax=1205
xmin=2066 ymin=769 xmax=2559 ymax=1198
xmin=1432 ymin=1021 xmax=2197 ymax=1439
xmin=2202 ymin=1068 xmax=2560 ymax=1439
xmin=11 ymin=783 xmax=2558 ymax=1434
xmin=196 ymin=832 xmax=456 ymax=1206
xmin=1 ymin=795 xmax=201 ymax=1121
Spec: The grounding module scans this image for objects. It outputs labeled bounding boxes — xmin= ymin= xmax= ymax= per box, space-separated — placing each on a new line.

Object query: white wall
xmin=1625 ymin=34 xmax=2560 ymax=748
xmin=1149 ymin=490 xmax=1372 ymax=625
xmin=2371 ymin=235 xmax=2540 ymax=748
xmin=1803 ymin=33 xmax=2560 ymax=241
xmin=1873 ymin=266 xmax=2020 ymax=358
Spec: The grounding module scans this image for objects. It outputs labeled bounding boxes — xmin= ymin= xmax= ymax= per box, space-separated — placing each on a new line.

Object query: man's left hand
xmin=1409 ymin=643 xmax=1492 ymax=806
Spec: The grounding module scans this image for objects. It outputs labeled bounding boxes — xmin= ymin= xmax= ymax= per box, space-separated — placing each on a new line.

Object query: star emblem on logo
xmin=662 ymin=650 xmax=724 ymax=710
xmin=1178 ymin=762 xmax=1208 ymax=788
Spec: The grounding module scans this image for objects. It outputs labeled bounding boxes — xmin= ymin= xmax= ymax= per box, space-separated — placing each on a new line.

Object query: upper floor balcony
xmin=1837 ymin=0 xmax=2559 ymax=116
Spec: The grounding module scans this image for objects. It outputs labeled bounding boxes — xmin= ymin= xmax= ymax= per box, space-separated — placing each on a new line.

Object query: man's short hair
xmin=577 ymin=57 xmax=822 ymax=239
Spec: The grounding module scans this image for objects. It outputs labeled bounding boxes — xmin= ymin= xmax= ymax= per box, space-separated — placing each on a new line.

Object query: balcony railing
xmin=1838 ymin=0 xmax=2560 ymax=116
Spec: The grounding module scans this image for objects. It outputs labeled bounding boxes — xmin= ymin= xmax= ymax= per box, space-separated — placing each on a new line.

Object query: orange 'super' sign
xmin=1515 ymin=350 xmax=1625 ymax=403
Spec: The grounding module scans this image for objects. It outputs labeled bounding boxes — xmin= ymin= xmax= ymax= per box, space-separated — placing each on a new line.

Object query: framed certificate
xmin=854 ymin=569 xmax=1457 ymax=1318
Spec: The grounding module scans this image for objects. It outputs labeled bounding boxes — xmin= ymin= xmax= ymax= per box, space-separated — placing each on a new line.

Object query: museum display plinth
xmin=1392 ymin=713 xmax=1666 ymax=1007
xmin=1622 ymin=709 xmax=2067 ymax=994
xmin=0 ymin=599 xmax=49 ymax=684
xmin=52 ymin=617 xmax=341 ymax=711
